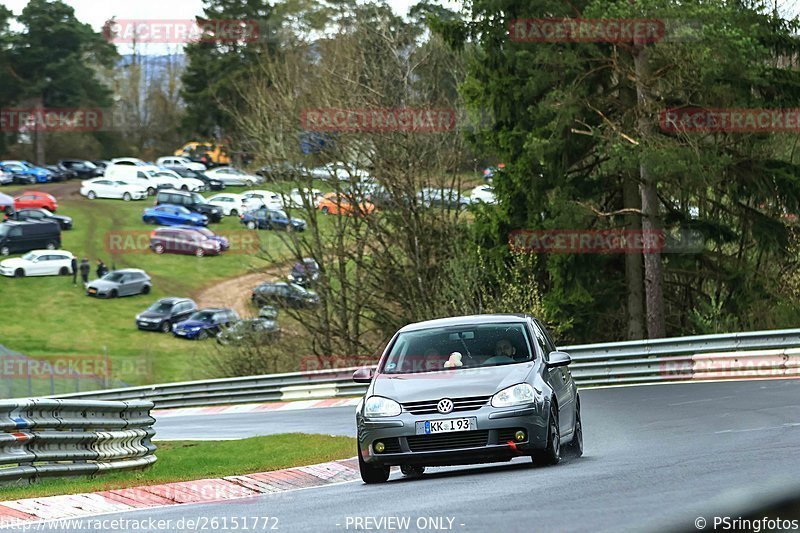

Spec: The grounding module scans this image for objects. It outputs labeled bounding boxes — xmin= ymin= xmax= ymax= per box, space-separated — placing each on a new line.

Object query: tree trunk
xmin=624 ymin=175 xmax=645 ymax=339
xmin=34 ymin=95 xmax=45 ymax=165
xmin=633 ymin=46 xmax=666 ymax=338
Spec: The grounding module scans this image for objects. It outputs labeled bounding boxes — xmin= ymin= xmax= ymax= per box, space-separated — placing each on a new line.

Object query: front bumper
xmin=357 ymin=404 xmax=549 ymax=467
xmin=173 ymin=328 xmax=202 ymax=339
xmin=136 ymin=319 xmax=164 ymax=331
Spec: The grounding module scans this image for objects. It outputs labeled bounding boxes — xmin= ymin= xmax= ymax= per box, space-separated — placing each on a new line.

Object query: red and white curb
xmin=153 ymin=397 xmax=361 ymax=419
xmin=0 ymin=458 xmax=362 ymax=526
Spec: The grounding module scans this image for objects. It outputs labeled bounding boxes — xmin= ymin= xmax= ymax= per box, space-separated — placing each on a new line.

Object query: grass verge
xmin=0 ymin=433 xmax=356 ymax=501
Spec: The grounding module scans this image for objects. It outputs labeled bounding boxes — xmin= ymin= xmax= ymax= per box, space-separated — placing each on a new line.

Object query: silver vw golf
xmin=354 ymin=314 xmax=582 ymax=483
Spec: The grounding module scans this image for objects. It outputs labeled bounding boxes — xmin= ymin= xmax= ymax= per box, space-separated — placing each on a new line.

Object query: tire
xmin=160 ymin=321 xmax=171 ymax=333
xmin=531 ymin=403 xmax=561 ymax=466
xmin=400 ymin=465 xmax=425 ymax=478
xmin=45 ymin=242 xmax=56 ymax=250
xmin=247 ymin=221 xmax=256 ymax=230
xmin=141 ymin=285 xmax=151 ymax=295
xmin=321 ymin=206 xmax=330 ymax=214
xmin=181 ymin=185 xmax=189 ymax=191
xmin=358 ymin=450 xmax=390 ymax=484
xmin=123 ymin=192 xmax=132 ymax=201
xmin=147 ymin=187 xmax=155 ymax=196
xmin=145 ymin=217 xmax=157 ymax=225
xmin=153 ymin=244 xmax=165 ymax=254
xmin=230 ymin=209 xmax=238 ymax=217
xmin=195 ymin=248 xmax=205 ymax=257
xmin=87 ymin=191 xmax=97 ymax=200
xmin=197 ymin=330 xmax=209 ymax=340
xmin=564 ymin=399 xmax=584 ymax=459
xmin=0 ymin=247 xmax=9 ymax=256
xmin=14 ymin=268 xmax=24 ymax=278
xmin=59 ymin=267 xmax=69 ymax=276
xmin=110 ymin=289 xmax=118 ymax=298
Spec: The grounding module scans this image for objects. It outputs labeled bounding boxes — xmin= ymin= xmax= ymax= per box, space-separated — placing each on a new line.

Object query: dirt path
xmin=192 ymin=265 xmax=288 ymax=318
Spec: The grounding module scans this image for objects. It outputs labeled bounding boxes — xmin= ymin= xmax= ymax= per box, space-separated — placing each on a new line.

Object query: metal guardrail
xmin=0 ymin=399 xmax=157 ymax=483
xmin=50 ymin=328 xmax=800 ymax=409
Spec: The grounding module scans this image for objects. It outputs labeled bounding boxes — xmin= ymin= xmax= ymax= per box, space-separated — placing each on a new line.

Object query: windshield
xmin=103 ymin=272 xmax=124 ymax=282
xmin=0 ymin=226 xmax=7 ymax=237
xmin=381 ymin=323 xmax=534 ymax=374
xmin=188 ymin=311 xmax=214 ymax=322
xmin=21 ymin=252 xmax=36 ymax=261
xmin=191 ymin=193 xmax=207 ymax=204
xmin=146 ymin=301 xmax=174 ymax=313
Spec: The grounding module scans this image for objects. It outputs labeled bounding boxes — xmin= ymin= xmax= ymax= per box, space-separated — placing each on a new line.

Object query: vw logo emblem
xmin=437 ymin=398 xmax=454 ymax=414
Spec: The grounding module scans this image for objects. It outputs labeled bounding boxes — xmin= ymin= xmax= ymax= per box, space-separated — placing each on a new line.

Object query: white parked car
xmin=104 ymin=165 xmax=174 ymax=194
xmin=0 ymin=250 xmax=75 ymax=277
xmin=109 ymin=157 xmax=147 ymax=166
xmin=205 ymin=193 xmax=260 ymax=216
xmin=80 ymin=178 xmax=148 ymax=201
xmin=156 ymin=156 xmax=206 ymax=171
xmin=151 ymin=168 xmax=205 ymax=192
xmin=204 ymin=167 xmax=261 ymax=186
xmin=308 ymin=162 xmax=370 ymax=181
xmin=242 ymin=190 xmax=282 ymax=210
xmin=286 ymin=188 xmax=323 ymax=208
xmin=470 ymin=185 xmax=497 ymax=204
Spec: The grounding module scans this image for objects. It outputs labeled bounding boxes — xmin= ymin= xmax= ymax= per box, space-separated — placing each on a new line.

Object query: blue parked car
xmin=172 ymin=308 xmax=240 ymax=340
xmin=0 ymin=161 xmax=51 ymax=183
xmin=240 ymin=208 xmax=306 ymax=231
xmin=142 ymin=204 xmax=208 ymax=226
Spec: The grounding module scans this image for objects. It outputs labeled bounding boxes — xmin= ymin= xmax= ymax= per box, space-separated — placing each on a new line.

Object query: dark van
xmin=0 ymin=220 xmax=61 ymax=256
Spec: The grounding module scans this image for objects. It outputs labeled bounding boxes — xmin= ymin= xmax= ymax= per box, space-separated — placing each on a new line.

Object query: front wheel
xmin=358 ymin=450 xmax=390 ymax=484
xmin=0 ymin=247 xmax=9 ymax=256
xmin=59 ymin=267 xmax=69 ymax=276
xmin=14 ymin=268 xmax=24 ymax=278
xmin=123 ymin=192 xmax=132 ymax=201
xmin=531 ymin=404 xmax=561 ymax=466
xmin=197 ymin=330 xmax=209 ymax=340
xmin=400 ymin=465 xmax=425 ymax=478
xmin=87 ymin=191 xmax=97 ymax=200
xmin=565 ymin=400 xmax=583 ymax=458
xmin=247 ymin=221 xmax=256 ymax=230
xmin=160 ymin=320 xmax=171 ymax=333
xmin=46 ymin=242 xmax=56 ymax=250
xmin=230 ymin=209 xmax=238 ymax=217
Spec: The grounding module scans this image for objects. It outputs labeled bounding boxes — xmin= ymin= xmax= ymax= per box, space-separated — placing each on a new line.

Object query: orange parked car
xmin=317 ymin=193 xmax=375 ymax=217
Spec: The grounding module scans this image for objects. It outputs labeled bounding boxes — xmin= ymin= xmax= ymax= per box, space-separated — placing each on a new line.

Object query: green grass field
xmin=0 ymin=183 xmax=303 ymax=386
xmin=0 ymin=434 xmax=357 ymax=501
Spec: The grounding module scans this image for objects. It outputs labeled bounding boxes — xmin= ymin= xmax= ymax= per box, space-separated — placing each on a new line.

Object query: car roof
xmin=397 ymin=314 xmax=532 ymax=333
xmin=112 ymin=268 xmax=146 ymax=274
xmin=157 ymin=297 xmax=192 ymax=304
xmin=199 ymin=307 xmax=233 ymax=312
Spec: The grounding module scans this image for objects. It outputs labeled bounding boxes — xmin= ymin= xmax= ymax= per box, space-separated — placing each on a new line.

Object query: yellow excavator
xmin=174 ymin=142 xmax=231 ymax=166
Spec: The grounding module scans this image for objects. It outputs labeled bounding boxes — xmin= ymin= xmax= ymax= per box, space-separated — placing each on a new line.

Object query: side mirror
xmin=353 ymin=366 xmax=374 ymax=383
xmin=547 ymin=351 xmax=572 ymax=368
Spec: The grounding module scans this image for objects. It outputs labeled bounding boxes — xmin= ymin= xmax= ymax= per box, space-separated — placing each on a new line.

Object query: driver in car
xmin=494 ymin=338 xmax=517 ymax=359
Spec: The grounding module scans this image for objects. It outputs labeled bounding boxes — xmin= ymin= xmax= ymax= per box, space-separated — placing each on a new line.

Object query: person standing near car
xmin=71 ymin=256 xmax=78 ymax=286
xmin=96 ymin=259 xmax=108 ymax=279
xmin=79 ymin=258 xmax=90 ymax=286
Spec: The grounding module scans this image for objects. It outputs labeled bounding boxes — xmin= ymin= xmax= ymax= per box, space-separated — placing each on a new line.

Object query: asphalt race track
xmin=17 ymin=379 xmax=800 ymax=532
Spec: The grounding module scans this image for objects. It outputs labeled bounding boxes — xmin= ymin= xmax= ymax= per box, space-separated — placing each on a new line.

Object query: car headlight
xmin=364 ymin=396 xmax=401 ymax=418
xmin=491 ymin=383 xmax=536 ymax=408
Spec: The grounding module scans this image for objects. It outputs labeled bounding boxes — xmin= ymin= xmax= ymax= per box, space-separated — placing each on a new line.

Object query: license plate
xmin=88 ymin=288 xmax=97 ymax=294
xmin=175 ymin=330 xmax=187 ymax=336
xmin=416 ymin=417 xmax=476 ymax=435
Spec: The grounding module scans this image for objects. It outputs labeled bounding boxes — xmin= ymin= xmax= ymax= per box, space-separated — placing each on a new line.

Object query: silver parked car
xmin=86 ymin=268 xmax=152 ymax=298
xmin=354 ymin=314 xmax=582 ymax=483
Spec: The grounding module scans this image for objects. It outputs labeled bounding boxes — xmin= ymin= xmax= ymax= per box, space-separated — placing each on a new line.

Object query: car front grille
xmin=406 ymin=431 xmax=489 ymax=452
xmin=401 ymin=396 xmax=491 ymax=415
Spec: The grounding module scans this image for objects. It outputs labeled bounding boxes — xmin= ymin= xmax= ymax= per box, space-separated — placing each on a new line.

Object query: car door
xmin=533 ymin=319 xmax=575 ymax=436
xmin=27 ymin=254 xmax=45 ymax=276
xmin=124 ymin=273 xmax=141 ymax=295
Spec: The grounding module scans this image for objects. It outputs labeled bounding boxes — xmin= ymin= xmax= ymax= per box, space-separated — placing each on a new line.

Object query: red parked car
xmin=14 ymin=191 xmax=58 ymax=212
